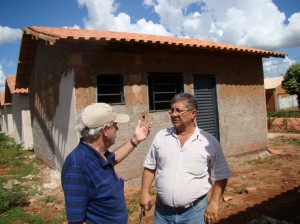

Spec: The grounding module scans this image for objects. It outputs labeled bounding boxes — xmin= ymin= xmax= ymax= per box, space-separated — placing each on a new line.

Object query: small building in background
xmin=5 ymin=76 xmax=33 ymax=149
xmin=264 ymin=76 xmax=299 ymax=112
xmin=1 ymin=77 xmax=14 ymax=137
xmin=0 ymin=92 xmax=4 ymax=132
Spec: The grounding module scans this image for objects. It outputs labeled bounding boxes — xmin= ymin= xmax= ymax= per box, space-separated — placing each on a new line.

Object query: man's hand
xmin=133 ymin=120 xmax=153 ymax=144
xmin=204 ymin=201 xmax=219 ymax=224
xmin=140 ymin=192 xmax=153 ymax=211
xmin=204 ymin=179 xmax=227 ymax=223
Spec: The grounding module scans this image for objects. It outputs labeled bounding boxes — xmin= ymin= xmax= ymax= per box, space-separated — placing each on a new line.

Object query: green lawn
xmin=0 ymin=132 xmax=65 ymax=223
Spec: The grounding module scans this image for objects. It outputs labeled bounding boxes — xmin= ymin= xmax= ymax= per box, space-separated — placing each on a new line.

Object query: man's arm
xmin=114 ymin=120 xmax=152 ymax=164
xmin=204 ymin=178 xmax=228 ymax=224
xmin=140 ymin=168 xmax=156 ymax=211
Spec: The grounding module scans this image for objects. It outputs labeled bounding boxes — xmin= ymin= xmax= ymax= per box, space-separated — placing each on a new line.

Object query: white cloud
xmin=77 ymin=0 xmax=300 ymax=51
xmin=143 ymin=0 xmax=155 ymax=8
xmin=281 ymin=12 xmax=300 ymax=49
xmin=77 ymin=0 xmax=172 ymax=36
xmin=0 ymin=64 xmax=6 ymax=92
xmin=1 ymin=58 xmax=14 ymax=68
xmin=148 ymin=0 xmax=300 ymax=50
xmin=0 ymin=26 xmax=22 ymax=45
xmin=63 ymin=25 xmax=81 ymax=29
xmin=78 ymin=0 xmax=119 ymax=30
xmin=0 ymin=58 xmax=16 ymax=76
xmin=263 ymin=56 xmax=297 ymax=78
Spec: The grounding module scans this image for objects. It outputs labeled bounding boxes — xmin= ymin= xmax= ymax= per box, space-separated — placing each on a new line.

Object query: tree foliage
xmin=282 ymin=63 xmax=300 ymax=95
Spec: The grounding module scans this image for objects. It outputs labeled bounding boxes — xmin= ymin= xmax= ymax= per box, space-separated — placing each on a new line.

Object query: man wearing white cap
xmin=61 ymin=103 xmax=152 ymax=224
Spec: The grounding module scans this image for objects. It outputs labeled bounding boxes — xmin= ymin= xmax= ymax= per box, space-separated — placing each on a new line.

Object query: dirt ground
xmin=20 ymin=133 xmax=300 ymax=223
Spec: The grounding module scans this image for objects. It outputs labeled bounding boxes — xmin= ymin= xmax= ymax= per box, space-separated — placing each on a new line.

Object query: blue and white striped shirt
xmin=61 ymin=139 xmax=127 ymax=224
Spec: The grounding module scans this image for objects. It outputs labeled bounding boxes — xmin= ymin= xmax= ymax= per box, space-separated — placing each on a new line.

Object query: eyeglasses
xmin=169 ymin=109 xmax=192 ymax=116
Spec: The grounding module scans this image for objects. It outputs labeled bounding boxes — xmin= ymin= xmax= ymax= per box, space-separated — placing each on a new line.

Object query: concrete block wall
xmin=72 ymin=46 xmax=268 ymax=180
xmin=218 ymin=85 xmax=268 ymax=156
xmin=28 ymin=41 xmax=269 ymax=180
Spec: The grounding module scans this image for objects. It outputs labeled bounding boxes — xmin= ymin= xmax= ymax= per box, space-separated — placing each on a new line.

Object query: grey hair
xmin=170 ymin=93 xmax=198 ymax=110
xmin=75 ymin=118 xmax=114 ymax=139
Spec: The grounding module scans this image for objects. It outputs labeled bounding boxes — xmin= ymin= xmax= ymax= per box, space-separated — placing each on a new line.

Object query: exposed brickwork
xmin=270 ymin=118 xmax=300 ymax=131
xmin=28 ymin=38 xmax=269 ymax=180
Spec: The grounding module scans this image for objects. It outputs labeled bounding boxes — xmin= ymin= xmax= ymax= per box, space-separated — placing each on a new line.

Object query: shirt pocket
xmin=181 ymin=156 xmax=208 ymax=178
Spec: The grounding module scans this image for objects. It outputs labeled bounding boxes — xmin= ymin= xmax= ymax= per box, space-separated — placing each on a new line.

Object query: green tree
xmin=282 ymin=63 xmax=300 ymax=109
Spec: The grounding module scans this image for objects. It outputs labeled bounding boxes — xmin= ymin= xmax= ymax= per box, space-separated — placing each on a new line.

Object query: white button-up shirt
xmin=143 ymin=127 xmax=231 ymax=207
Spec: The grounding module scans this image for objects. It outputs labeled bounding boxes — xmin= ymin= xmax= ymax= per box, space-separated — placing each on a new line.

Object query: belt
xmin=163 ymin=194 xmax=207 ymax=213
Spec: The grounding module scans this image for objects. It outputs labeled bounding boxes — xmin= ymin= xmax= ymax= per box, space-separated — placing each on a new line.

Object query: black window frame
xmin=96 ymin=74 xmax=124 ymax=104
xmin=147 ymin=73 xmax=184 ymax=111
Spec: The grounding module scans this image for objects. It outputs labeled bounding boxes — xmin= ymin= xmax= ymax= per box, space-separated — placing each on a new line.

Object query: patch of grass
xmin=292 ymin=139 xmax=300 ymax=146
xmin=246 ymin=157 xmax=263 ymax=165
xmin=0 ymin=132 xmax=44 ymax=222
xmin=42 ymin=195 xmax=54 ymax=203
xmin=8 ymin=160 xmax=37 ymax=178
xmin=234 ymin=187 xmax=246 ymax=194
xmin=127 ymin=193 xmax=140 ymax=219
xmin=27 ymin=187 xmax=43 ymax=197
xmin=0 ymin=207 xmax=45 ymax=224
xmin=127 ymin=188 xmax=157 ymax=222
xmin=0 ymin=190 xmax=29 ymax=213
xmin=267 ymin=110 xmax=300 ymax=118
xmin=51 ymin=214 xmax=67 ymax=224
xmin=246 ymin=155 xmax=275 ymax=165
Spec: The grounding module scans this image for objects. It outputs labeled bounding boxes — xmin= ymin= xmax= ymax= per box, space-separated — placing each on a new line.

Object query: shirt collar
xmin=80 ymin=138 xmax=114 ymax=167
xmin=166 ymin=126 xmax=203 ymax=142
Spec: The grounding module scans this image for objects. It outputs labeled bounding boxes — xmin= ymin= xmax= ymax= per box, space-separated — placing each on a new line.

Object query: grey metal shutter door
xmin=193 ymin=75 xmax=220 ymax=140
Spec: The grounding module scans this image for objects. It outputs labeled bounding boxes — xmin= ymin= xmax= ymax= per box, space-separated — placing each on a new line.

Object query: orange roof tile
xmin=6 ymin=76 xmax=16 ymax=92
xmin=276 ymin=85 xmax=288 ymax=95
xmin=0 ymin=92 xmax=4 ymax=106
xmin=13 ymin=88 xmax=29 ymax=94
xmin=25 ymin=26 xmax=286 ymax=57
xmin=16 ymin=26 xmax=286 ymax=89
xmin=5 ymin=76 xmax=28 ymax=94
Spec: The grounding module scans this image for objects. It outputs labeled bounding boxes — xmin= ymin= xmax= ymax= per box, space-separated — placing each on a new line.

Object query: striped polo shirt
xmin=61 ymin=139 xmax=127 ymax=224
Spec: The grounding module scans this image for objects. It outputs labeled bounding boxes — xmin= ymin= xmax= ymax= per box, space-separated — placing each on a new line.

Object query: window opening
xmin=148 ymin=73 xmax=183 ymax=110
xmin=97 ymin=74 xmax=124 ymax=104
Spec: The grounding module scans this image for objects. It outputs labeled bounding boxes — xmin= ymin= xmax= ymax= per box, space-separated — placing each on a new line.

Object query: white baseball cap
xmin=81 ymin=103 xmax=129 ymax=128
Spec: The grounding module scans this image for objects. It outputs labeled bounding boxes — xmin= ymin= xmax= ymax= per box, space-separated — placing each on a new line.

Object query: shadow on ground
xmin=218 ymin=186 xmax=300 ymax=224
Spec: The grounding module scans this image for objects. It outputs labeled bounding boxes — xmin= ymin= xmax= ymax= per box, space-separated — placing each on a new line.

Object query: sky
xmin=0 ymin=0 xmax=300 ymax=92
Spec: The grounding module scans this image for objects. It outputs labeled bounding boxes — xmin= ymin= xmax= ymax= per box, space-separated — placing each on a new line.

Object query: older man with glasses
xmin=140 ymin=93 xmax=231 ymax=224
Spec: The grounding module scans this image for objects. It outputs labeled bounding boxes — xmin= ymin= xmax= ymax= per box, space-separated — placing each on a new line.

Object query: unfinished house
xmin=0 ymin=92 xmax=4 ymax=132
xmin=5 ymin=76 xmax=34 ymax=149
xmin=265 ymin=76 xmax=299 ymax=112
xmin=15 ymin=26 xmax=285 ymax=180
xmin=1 ymin=76 xmax=14 ymax=137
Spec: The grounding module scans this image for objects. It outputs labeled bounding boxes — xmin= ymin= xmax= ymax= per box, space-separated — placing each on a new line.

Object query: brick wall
xmin=72 ymin=45 xmax=267 ymax=179
xmin=29 ymin=41 xmax=268 ymax=180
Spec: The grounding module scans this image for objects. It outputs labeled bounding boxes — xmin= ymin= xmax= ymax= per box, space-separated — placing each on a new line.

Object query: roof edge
xmin=25 ymin=26 xmax=286 ymax=58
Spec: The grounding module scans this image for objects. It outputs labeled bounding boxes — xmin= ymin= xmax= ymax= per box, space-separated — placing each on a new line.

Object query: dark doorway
xmin=193 ymin=75 xmax=220 ymax=140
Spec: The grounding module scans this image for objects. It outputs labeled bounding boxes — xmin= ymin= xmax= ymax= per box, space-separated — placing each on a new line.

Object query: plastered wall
xmin=12 ymin=94 xmax=33 ymax=149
